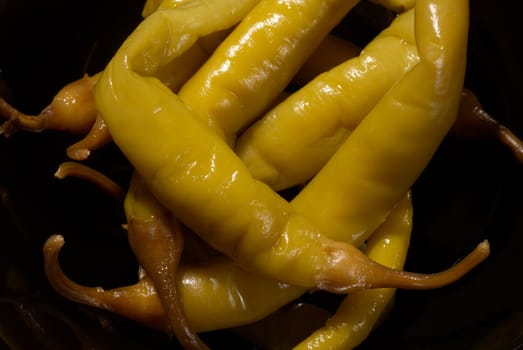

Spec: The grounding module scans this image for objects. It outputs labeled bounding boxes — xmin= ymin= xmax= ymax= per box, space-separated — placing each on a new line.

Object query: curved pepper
xmin=235 ymin=9 xmax=418 ymax=191
xmin=0 ymin=0 xmax=232 ymax=159
xmin=95 ymin=0 xmax=488 ymax=293
xmin=47 ymin=158 xmax=305 ymax=336
xmin=238 ymin=37 xmax=523 ymax=195
xmin=43 ymin=192 xmax=411 ymax=338
xmin=290 ymin=0 xmax=471 ymax=247
xmin=37 ymin=0 xmax=380 ymax=336
xmin=294 ymin=193 xmax=412 ymax=350
xmin=124 ymin=174 xmax=207 ymax=349
xmin=43 ymin=234 xmax=305 ymax=333
xmin=177 ymin=0 xmax=360 ymax=144
xmin=0 ymin=73 xmax=100 ymax=137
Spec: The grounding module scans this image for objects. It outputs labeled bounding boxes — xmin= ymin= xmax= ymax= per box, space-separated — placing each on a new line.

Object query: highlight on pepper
xmin=1 ymin=0 xmax=519 ymax=349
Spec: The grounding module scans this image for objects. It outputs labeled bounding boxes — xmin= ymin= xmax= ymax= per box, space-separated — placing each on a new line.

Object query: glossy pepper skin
xmin=114 ymin=0 xmax=362 ymax=334
xmin=96 ymin=0 xmax=487 ymax=293
xmin=43 ymin=234 xmax=305 ymax=332
xmin=124 ymin=174 xmax=208 ymax=350
xmin=294 ymin=194 xmax=413 ymax=350
xmin=177 ymin=0 xmax=360 ymax=144
xmin=41 ymin=0 xmax=365 ymax=337
xmin=235 ymin=9 xmax=418 ymax=191
xmin=43 ymin=193 xmax=412 ymax=337
xmin=291 ymin=0 xmax=470 ymax=248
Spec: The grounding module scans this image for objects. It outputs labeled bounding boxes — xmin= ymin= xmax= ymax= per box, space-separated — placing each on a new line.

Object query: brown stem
xmin=0 ymin=97 xmax=44 ymax=135
xmin=126 ymin=191 xmax=208 ymax=349
xmin=0 ymin=74 xmax=99 ymax=137
xmin=498 ymin=126 xmax=523 ymax=163
xmin=42 ymin=235 xmax=169 ymax=331
xmin=54 ymin=161 xmax=125 ymax=201
xmin=452 ymin=88 xmax=523 ymax=163
xmin=66 ymin=114 xmax=113 ymax=160
xmin=317 ymin=240 xmax=490 ymax=293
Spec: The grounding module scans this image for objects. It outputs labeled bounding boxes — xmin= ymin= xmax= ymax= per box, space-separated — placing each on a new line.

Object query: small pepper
xmin=43 ymin=234 xmax=305 ymax=332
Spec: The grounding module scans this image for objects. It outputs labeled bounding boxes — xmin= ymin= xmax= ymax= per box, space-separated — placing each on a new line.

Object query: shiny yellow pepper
xmin=290 ymin=0 xmax=471 ymax=248
xmin=294 ymin=194 xmax=413 ymax=350
xmin=177 ymin=0 xmax=360 ymax=144
xmin=47 ymin=162 xmax=414 ymax=348
xmin=112 ymin=4 xmax=417 ymax=339
xmin=41 ymin=0 xmax=492 ymax=344
xmin=95 ymin=0 xmax=487 ymax=293
xmin=43 ymin=233 xmax=305 ymax=333
xmin=37 ymin=0 xmax=380 ymax=340
xmin=235 ymin=8 xmax=418 ymax=191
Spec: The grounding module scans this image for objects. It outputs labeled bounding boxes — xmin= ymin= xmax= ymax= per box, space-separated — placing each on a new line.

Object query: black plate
xmin=1 ymin=1 xmax=522 ymax=349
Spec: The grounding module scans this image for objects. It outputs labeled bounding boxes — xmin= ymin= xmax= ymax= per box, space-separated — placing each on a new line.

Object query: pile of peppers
xmin=2 ymin=0 xmax=523 ymax=348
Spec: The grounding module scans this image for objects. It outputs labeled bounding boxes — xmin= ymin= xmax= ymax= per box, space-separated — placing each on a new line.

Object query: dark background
xmin=1 ymin=0 xmax=522 ymax=349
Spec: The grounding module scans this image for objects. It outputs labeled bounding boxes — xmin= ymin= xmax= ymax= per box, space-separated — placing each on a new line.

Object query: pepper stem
xmin=317 ymin=240 xmax=490 ymax=293
xmin=42 ymin=234 xmax=168 ymax=331
xmin=54 ymin=161 xmax=125 ymax=201
xmin=0 ymin=74 xmax=99 ymax=137
xmin=453 ymin=88 xmax=523 ymax=163
xmin=0 ymin=97 xmax=48 ymax=136
xmin=66 ymin=114 xmax=113 ymax=160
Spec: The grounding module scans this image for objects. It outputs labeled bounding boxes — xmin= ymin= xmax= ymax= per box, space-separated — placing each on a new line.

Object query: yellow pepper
xmin=43 ymin=234 xmax=305 ymax=332
xmin=294 ymin=193 xmax=413 ymax=350
xmin=290 ymin=0 xmax=471 ymax=247
xmin=35 ymin=1 xmax=372 ymax=338
xmin=47 ymin=161 xmax=305 ymax=335
xmin=96 ymin=0 xmax=488 ymax=292
xmin=177 ymin=0 xmax=360 ymax=144
xmin=235 ymin=9 xmax=418 ymax=191
xmin=124 ymin=174 xmax=208 ymax=349
xmin=48 ymin=159 xmax=413 ymax=346
xmin=1 ymin=0 xmax=513 ymax=347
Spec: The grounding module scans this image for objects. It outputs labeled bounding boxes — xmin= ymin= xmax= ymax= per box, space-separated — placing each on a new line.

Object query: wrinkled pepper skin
xmin=294 ymin=193 xmax=412 ymax=350
xmin=177 ymin=0 xmax=359 ymax=144
xmin=95 ymin=0 xmax=485 ymax=294
xmin=235 ymin=9 xmax=418 ymax=191
xmin=43 ymin=192 xmax=413 ymax=335
xmin=291 ymin=0 xmax=470 ymax=247
xmin=124 ymin=174 xmax=208 ymax=350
